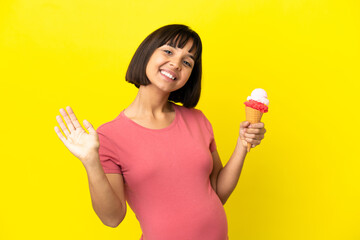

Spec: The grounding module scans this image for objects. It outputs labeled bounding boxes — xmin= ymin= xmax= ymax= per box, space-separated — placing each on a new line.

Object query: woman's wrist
xmin=236 ymin=136 xmax=248 ymax=153
xmin=82 ymin=152 xmax=102 ymax=171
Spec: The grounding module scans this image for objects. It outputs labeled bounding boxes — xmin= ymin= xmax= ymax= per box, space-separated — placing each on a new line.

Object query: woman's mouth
xmin=160 ymin=70 xmax=177 ymax=80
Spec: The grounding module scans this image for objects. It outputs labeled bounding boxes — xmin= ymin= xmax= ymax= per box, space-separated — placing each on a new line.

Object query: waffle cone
xmin=245 ymin=107 xmax=263 ymax=152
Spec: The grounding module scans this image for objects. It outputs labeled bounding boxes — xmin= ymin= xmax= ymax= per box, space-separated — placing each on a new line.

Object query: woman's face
xmin=145 ymin=38 xmax=196 ymax=93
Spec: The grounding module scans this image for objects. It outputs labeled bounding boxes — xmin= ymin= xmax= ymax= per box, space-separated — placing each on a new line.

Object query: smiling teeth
xmin=161 ymin=70 xmax=175 ymax=80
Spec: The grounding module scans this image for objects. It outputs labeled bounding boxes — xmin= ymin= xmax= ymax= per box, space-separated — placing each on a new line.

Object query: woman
xmin=54 ymin=24 xmax=266 ymax=240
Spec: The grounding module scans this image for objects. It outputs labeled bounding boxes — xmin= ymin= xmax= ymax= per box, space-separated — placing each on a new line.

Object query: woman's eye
xmin=164 ymin=50 xmax=172 ymax=54
xmin=183 ymin=61 xmax=192 ymax=67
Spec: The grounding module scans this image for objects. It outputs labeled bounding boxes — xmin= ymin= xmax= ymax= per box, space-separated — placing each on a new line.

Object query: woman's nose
xmin=169 ymin=58 xmax=181 ymax=69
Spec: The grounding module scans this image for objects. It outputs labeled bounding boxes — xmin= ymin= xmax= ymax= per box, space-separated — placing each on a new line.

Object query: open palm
xmin=55 ymin=106 xmax=99 ymax=163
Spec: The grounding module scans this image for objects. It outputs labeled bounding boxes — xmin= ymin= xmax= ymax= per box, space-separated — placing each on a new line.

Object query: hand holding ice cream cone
xmin=241 ymin=88 xmax=269 ymax=152
xmin=239 ymin=121 xmax=266 ymax=152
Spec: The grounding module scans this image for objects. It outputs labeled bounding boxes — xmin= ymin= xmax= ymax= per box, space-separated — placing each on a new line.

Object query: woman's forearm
xmin=216 ymin=138 xmax=247 ymax=204
xmin=83 ymin=155 xmax=125 ymax=227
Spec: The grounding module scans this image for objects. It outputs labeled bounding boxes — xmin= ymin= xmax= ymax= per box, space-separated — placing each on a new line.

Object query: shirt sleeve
xmin=199 ymin=110 xmax=217 ymax=153
xmin=96 ymin=127 xmax=123 ymax=174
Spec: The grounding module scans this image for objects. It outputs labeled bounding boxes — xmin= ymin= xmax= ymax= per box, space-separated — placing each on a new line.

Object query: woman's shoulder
xmin=173 ymin=103 xmax=205 ymax=119
xmin=96 ymin=112 xmax=125 ymax=134
xmin=174 ymin=103 xmax=214 ymax=134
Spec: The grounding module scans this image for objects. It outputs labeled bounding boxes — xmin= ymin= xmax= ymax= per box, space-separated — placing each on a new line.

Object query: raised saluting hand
xmin=54 ymin=106 xmax=99 ymax=165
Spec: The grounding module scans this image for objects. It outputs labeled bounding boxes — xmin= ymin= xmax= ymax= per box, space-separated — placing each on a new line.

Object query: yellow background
xmin=1 ymin=0 xmax=359 ymax=239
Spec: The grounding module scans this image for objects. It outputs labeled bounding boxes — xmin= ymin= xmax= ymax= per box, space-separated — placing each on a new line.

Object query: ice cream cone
xmin=245 ymin=106 xmax=263 ymax=152
xmin=244 ymin=88 xmax=269 ymax=152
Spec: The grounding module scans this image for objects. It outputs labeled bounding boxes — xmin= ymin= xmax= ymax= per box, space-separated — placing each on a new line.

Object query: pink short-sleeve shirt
xmin=96 ymin=103 xmax=228 ymax=240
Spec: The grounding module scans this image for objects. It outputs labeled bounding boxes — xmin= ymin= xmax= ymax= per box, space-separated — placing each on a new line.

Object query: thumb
xmin=240 ymin=121 xmax=250 ymax=129
xmin=83 ymin=119 xmax=96 ymax=134
xmin=239 ymin=121 xmax=250 ymax=140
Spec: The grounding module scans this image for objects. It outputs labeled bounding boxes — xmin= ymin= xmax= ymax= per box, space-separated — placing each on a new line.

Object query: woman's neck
xmin=126 ymin=85 xmax=173 ymax=118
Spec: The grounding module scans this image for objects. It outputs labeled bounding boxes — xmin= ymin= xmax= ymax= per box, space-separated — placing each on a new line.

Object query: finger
xmin=66 ymin=106 xmax=82 ymax=129
xmin=240 ymin=121 xmax=250 ymax=129
xmin=246 ymin=127 xmax=266 ymax=134
xmin=245 ymin=138 xmax=261 ymax=145
xmin=245 ymin=128 xmax=261 ymax=134
xmin=54 ymin=126 xmax=68 ymax=143
xmin=83 ymin=119 xmax=96 ymax=134
xmin=60 ymin=108 xmax=75 ymax=132
xmin=56 ymin=115 xmax=70 ymax=137
xmin=244 ymin=133 xmax=264 ymax=140
xmin=244 ymin=133 xmax=255 ymax=139
xmin=249 ymin=122 xmax=264 ymax=129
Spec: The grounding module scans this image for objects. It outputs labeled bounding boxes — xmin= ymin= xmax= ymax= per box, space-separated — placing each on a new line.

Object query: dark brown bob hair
xmin=125 ymin=24 xmax=203 ymax=108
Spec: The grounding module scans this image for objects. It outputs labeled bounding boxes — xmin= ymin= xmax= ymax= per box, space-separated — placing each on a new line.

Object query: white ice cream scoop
xmin=247 ymin=88 xmax=269 ymax=105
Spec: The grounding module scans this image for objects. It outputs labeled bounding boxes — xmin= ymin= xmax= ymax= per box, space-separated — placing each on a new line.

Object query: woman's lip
xmin=160 ymin=71 xmax=175 ymax=81
xmin=160 ymin=69 xmax=178 ymax=80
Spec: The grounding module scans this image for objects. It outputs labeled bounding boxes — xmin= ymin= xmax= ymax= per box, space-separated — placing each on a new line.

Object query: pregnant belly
xmin=139 ymin=194 xmax=228 ymax=240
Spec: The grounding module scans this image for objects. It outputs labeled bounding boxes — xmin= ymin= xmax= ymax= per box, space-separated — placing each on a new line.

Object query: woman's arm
xmin=211 ymin=140 xmax=247 ymax=205
xmin=54 ymin=106 xmax=126 ymax=227
xmin=85 ymin=157 xmax=127 ymax=228
xmin=211 ymin=121 xmax=266 ymax=205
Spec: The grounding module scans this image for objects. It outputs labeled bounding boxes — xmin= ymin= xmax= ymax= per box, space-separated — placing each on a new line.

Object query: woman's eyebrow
xmin=165 ymin=44 xmax=195 ymax=60
xmin=187 ymin=54 xmax=195 ymax=61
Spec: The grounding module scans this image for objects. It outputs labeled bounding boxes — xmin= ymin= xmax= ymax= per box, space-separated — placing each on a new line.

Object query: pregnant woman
xmin=54 ymin=24 xmax=266 ymax=240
